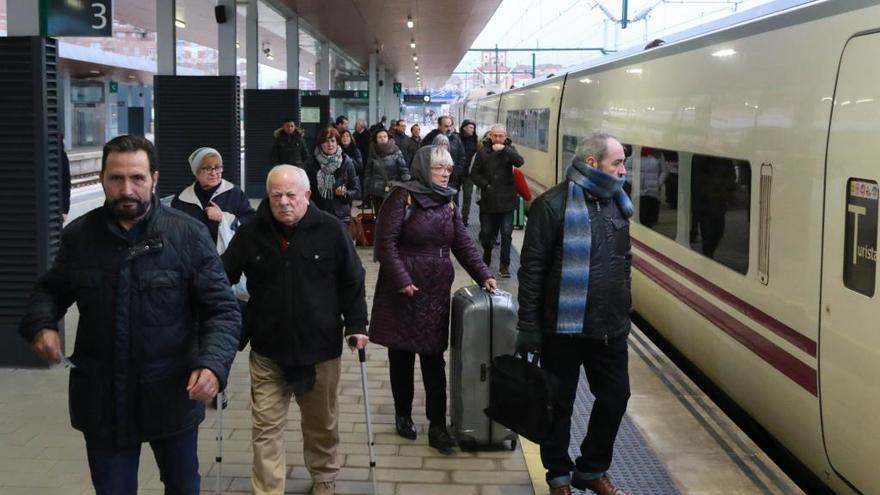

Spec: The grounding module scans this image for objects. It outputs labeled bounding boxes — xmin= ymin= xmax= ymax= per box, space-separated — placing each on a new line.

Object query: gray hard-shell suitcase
xmin=449 ymin=285 xmax=518 ymax=450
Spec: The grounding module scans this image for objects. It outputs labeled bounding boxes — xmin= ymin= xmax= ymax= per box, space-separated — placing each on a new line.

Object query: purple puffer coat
xmin=369 ymin=187 xmax=493 ymax=354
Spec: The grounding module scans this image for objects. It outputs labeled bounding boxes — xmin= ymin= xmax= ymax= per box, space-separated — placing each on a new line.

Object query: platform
xmin=0 ymin=198 xmax=802 ymax=494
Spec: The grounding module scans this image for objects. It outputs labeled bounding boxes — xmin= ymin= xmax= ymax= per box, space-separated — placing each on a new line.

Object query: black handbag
xmin=484 ymin=353 xmax=563 ymax=444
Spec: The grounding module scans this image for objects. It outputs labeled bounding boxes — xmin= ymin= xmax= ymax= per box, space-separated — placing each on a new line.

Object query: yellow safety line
xmin=520 ymin=436 xmax=545 ymax=494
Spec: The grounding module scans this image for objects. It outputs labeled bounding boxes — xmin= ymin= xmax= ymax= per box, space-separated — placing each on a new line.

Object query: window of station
xmin=689 ymin=154 xmax=751 ymax=274
xmin=634 ymin=147 xmax=677 ymax=240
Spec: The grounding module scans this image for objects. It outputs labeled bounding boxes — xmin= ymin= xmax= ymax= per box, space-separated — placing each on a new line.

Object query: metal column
xmin=317 ymin=41 xmax=330 ymax=94
xmin=378 ymin=64 xmax=386 ymax=120
xmin=157 ymin=0 xmax=176 ymax=75
xmin=286 ymin=14 xmax=300 ymax=89
xmin=218 ymin=0 xmax=237 ymax=76
xmin=368 ymin=53 xmax=377 ymax=125
xmin=246 ymin=0 xmax=259 ymax=89
xmin=6 ymin=0 xmax=39 ymax=36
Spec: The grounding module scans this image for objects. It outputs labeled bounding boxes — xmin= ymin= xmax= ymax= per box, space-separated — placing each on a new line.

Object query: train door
xmin=820 ymin=32 xmax=880 ymax=494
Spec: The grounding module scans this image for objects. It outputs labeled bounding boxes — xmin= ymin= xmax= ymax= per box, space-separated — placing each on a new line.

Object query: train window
xmin=843 ymin=178 xmax=878 ymax=297
xmin=634 ymin=147 xmax=677 ymax=240
xmin=506 ymin=107 xmax=550 ymax=151
xmin=689 ymin=154 xmax=751 ymax=274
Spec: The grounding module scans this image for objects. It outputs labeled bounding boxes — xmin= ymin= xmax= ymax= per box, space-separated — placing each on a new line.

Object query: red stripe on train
xmin=631 ymin=238 xmax=817 ymax=357
xmin=632 ymin=256 xmax=818 ymax=397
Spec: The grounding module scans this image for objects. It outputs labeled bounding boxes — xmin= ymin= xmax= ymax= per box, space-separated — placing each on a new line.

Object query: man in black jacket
xmin=516 ymin=132 xmax=632 ymax=495
xmin=20 ymin=135 xmax=241 ymax=495
xmin=469 ymin=124 xmax=524 ymax=277
xmin=270 ymin=118 xmax=309 ymax=166
xmin=223 ymin=165 xmax=368 ymax=495
xmin=458 ymin=120 xmax=478 ymax=226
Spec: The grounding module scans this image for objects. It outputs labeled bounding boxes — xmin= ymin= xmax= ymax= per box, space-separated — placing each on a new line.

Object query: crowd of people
xmin=20 ymin=113 xmax=634 ymax=495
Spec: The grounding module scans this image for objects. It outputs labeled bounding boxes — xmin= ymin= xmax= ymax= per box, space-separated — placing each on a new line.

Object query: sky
xmin=451 ymin=0 xmax=780 ymax=81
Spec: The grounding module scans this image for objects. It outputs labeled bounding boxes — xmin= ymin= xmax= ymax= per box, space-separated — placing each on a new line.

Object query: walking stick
xmin=349 ymin=338 xmax=378 ymax=494
xmin=215 ymin=390 xmax=225 ymax=495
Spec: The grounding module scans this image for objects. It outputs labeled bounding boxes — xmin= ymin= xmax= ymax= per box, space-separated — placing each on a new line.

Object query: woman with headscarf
xmin=369 ymin=146 xmax=496 ymax=455
xmin=171 ymin=147 xmax=255 ymax=243
xmin=365 ymin=128 xmax=410 ymax=211
xmin=303 ymin=127 xmax=360 ymax=224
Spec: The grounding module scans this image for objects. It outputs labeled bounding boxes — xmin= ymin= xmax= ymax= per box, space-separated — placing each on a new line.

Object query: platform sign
xmin=41 ymin=0 xmax=113 ymax=37
xmin=393 ymin=82 xmax=402 ymax=94
xmin=109 ymin=81 xmax=118 ymax=93
xmin=843 ymin=178 xmax=878 ymax=296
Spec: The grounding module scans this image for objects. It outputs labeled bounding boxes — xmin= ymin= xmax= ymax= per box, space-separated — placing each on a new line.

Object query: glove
xmin=515 ymin=331 xmax=543 ymax=355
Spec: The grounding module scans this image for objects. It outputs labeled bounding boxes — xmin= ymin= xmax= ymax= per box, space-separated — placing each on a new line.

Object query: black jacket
xmin=354 ymin=129 xmax=372 ymax=164
xmin=365 ymin=146 xmax=410 ymax=201
xmin=271 ymin=129 xmax=309 ymax=166
xmin=20 ymin=201 xmax=241 ymax=447
xmin=171 ymin=179 xmax=256 ymax=243
xmin=459 ymin=131 xmax=479 ymax=177
xmin=342 ymin=144 xmax=364 ymax=175
xmin=469 ymin=138 xmax=525 ymax=213
xmin=303 ymin=153 xmax=361 ymax=223
xmin=222 ymin=201 xmax=368 ymax=367
xmin=391 ymin=131 xmax=411 ymax=164
xmin=517 ymin=182 xmax=632 ymax=340
xmin=420 ymin=130 xmax=467 ymax=188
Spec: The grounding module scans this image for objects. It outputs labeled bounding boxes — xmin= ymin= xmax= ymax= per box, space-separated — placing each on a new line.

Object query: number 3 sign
xmin=42 ymin=0 xmax=113 ymax=37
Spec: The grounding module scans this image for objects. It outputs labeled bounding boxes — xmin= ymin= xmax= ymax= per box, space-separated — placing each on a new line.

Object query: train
xmin=452 ymin=1 xmax=880 ymax=493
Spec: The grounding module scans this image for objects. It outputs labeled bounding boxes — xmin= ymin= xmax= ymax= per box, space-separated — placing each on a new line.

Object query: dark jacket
xmin=19 ymin=201 xmax=241 ymax=448
xmin=369 ymin=188 xmax=492 ymax=354
xmin=391 ymin=131 xmax=411 ymax=164
xmin=61 ymin=148 xmax=71 ymax=214
xmin=459 ymin=129 xmax=478 ymax=178
xmin=365 ymin=144 xmax=410 ymax=201
xmin=406 ymin=136 xmax=420 ymax=164
xmin=354 ymin=128 xmax=372 ymax=164
xmin=342 ymin=143 xmax=364 ymax=175
xmin=421 ymin=130 xmax=467 ymax=188
xmin=303 ymin=153 xmax=361 ymax=223
xmin=171 ymin=179 xmax=256 ymax=243
xmin=517 ymin=182 xmax=632 ymax=340
xmin=222 ymin=201 xmax=368 ymax=367
xmin=469 ymin=138 xmax=525 ymax=213
xmin=271 ymin=129 xmax=309 ymax=166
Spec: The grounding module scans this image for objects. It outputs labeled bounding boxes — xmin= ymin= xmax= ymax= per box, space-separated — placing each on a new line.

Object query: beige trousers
xmin=249 ymin=350 xmax=341 ymax=495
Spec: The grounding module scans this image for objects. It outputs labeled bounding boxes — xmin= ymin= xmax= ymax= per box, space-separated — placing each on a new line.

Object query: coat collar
xmin=177 ymin=179 xmax=235 ymax=207
xmin=256 ymin=198 xmax=322 ymax=234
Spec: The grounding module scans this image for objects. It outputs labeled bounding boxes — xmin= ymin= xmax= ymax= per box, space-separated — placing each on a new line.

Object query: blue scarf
xmin=556 ymin=159 xmax=634 ymax=334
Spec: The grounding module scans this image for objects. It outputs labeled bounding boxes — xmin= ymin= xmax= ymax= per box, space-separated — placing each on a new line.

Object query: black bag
xmin=484 ymin=353 xmax=563 ymax=444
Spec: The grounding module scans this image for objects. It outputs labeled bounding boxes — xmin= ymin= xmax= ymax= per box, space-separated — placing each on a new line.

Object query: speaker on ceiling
xmin=215 ymin=5 xmax=227 ymax=24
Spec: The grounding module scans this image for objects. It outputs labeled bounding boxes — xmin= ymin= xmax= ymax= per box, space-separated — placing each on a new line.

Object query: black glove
xmin=515 ymin=331 xmax=543 ymax=355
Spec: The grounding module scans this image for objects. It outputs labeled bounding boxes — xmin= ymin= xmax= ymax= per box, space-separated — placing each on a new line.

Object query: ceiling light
xmin=711 ymin=48 xmax=736 ymax=58
xmin=415 ymin=64 xmax=419 ymax=69
xmin=579 ymin=77 xmax=593 ymax=84
xmin=406 ymin=16 xmax=414 ymax=29
xmin=412 ymin=55 xmax=418 ymax=61
xmin=266 ymin=53 xmax=274 ymax=61
xmin=89 ymin=69 xmax=100 ymax=74
xmin=175 ymin=19 xmax=186 ymax=29
xmin=410 ymin=39 xmax=416 ymax=49
xmin=236 ymin=41 xmax=240 ymax=48
xmin=308 ymin=69 xmax=314 ymax=75
xmin=625 ymin=68 xmax=643 ymax=74
xmin=128 ymin=75 xmax=136 ymax=79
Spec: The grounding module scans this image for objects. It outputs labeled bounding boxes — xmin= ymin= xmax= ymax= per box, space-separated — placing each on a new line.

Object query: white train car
xmin=467 ymin=1 xmax=880 ymax=493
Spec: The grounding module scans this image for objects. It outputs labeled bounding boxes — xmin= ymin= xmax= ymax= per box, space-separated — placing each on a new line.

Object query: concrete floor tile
xmin=396 ymin=483 xmax=477 ymax=495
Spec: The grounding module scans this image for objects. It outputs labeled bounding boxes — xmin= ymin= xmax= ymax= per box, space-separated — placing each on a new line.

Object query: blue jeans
xmin=85 ymin=429 xmax=200 ymax=495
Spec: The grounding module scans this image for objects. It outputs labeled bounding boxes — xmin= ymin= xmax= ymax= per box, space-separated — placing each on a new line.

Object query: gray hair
xmin=489 ymin=123 xmax=507 ymax=134
xmin=430 ymin=146 xmax=454 ymax=168
xmin=431 ymin=133 xmax=450 ymax=148
xmin=573 ymin=132 xmax=618 ymax=164
xmin=266 ymin=164 xmax=310 ymax=192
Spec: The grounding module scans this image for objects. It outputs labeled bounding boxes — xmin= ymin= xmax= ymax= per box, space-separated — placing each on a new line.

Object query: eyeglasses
xmin=430 ymin=166 xmax=453 ymax=175
xmin=199 ymin=166 xmax=223 ymax=174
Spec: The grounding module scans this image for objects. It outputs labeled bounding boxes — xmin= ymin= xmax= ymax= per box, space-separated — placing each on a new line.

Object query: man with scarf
xmin=516 ymin=132 xmax=633 ymax=495
xmin=222 ymin=164 xmax=368 ymax=495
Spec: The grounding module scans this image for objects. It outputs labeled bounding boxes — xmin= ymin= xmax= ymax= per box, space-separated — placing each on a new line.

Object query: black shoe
xmin=395 ymin=415 xmax=417 ymax=440
xmin=499 ymin=264 xmax=511 ymax=278
xmin=428 ymin=424 xmax=456 ymax=455
xmin=482 ymin=250 xmax=492 ymax=267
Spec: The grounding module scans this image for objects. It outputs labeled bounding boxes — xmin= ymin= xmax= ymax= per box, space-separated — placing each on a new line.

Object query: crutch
xmin=215 ymin=390 xmax=225 ymax=495
xmin=349 ymin=337 xmax=378 ymax=495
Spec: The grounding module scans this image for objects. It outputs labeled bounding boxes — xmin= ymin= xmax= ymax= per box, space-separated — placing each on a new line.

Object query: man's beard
xmin=107 ymin=196 xmax=149 ymax=221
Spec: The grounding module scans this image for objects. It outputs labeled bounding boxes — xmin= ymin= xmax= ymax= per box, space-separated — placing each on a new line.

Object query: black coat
xmin=271 ymin=130 xmax=309 ymax=166
xmin=303 ymin=153 xmax=361 ymax=223
xmin=342 ymin=144 xmax=364 ymax=175
xmin=469 ymin=138 xmax=525 ymax=213
xmin=354 ymin=129 xmax=372 ymax=164
xmin=19 ymin=201 xmax=241 ymax=447
xmin=517 ymin=182 xmax=632 ymax=340
xmin=420 ymin=130 xmax=467 ymax=188
xmin=391 ymin=131 xmax=411 ymax=164
xmin=222 ymin=201 xmax=368 ymax=367
xmin=171 ymin=179 xmax=256 ymax=243
xmin=365 ymin=146 xmax=410 ymax=201
xmin=459 ymin=132 xmax=478 ymax=177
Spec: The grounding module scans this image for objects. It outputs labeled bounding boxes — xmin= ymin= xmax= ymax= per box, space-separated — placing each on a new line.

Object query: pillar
xmin=157 ymin=0 xmax=176 ymax=75
xmin=286 ymin=14 xmax=300 ymax=89
xmin=218 ymin=0 xmax=237 ymax=76
xmin=368 ymin=53 xmax=378 ymax=125
xmin=6 ymin=0 xmax=40 ymax=36
xmin=246 ymin=0 xmax=259 ymax=89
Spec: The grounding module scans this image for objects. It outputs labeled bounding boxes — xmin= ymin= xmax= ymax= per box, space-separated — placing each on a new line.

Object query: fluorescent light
xmin=266 ymin=53 xmax=274 ymax=61
xmin=856 ymin=98 xmax=874 ymax=104
xmin=236 ymin=41 xmax=240 ymax=48
xmin=412 ymin=55 xmax=418 ymax=61
xmin=410 ymin=40 xmax=416 ymax=49
xmin=308 ymin=69 xmax=314 ymax=75
xmin=414 ymin=64 xmax=419 ymax=69
xmin=89 ymin=69 xmax=100 ymax=74
xmin=128 ymin=75 xmax=136 ymax=79
xmin=711 ymin=48 xmax=736 ymax=58
xmin=625 ymin=68 xmax=642 ymax=74
xmin=579 ymin=77 xmax=593 ymax=84
xmin=175 ymin=19 xmax=186 ymax=29
xmin=406 ymin=16 xmax=414 ymax=29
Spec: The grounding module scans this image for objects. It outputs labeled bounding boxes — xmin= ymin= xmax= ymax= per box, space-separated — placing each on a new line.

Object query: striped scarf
xmin=556 ymin=159 xmax=634 ymax=334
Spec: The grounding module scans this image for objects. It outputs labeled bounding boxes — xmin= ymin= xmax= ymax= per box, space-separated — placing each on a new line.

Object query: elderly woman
xmin=365 ymin=128 xmax=409 ymax=211
xmin=369 ymin=146 xmax=496 ymax=455
xmin=171 ymin=147 xmax=255 ymax=243
xmin=303 ymin=127 xmax=360 ymax=224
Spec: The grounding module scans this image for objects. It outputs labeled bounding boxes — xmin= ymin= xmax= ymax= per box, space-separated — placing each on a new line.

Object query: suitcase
xmin=356 ymin=208 xmax=376 ymax=247
xmin=449 ymin=285 xmax=519 ymax=450
xmin=512 ymin=196 xmax=525 ymax=230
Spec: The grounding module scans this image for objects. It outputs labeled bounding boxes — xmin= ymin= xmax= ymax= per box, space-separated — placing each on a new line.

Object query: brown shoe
xmin=549 ymin=486 xmax=573 ymax=495
xmin=573 ymin=475 xmax=628 ymax=495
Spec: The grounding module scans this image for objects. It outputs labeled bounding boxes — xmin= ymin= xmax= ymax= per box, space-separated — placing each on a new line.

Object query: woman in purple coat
xmin=370 ymin=146 xmax=496 ymax=455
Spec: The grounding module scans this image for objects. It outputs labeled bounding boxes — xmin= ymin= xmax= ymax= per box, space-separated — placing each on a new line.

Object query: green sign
xmin=393 ymin=82 xmax=402 ymax=94
xmin=300 ymin=90 xmax=319 ymax=96
xmin=41 ymin=0 xmax=113 ymax=37
xmin=109 ymin=81 xmax=118 ymax=93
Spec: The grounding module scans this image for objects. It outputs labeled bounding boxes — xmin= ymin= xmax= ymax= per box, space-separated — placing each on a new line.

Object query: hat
xmin=188 ymin=147 xmax=222 ymax=176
